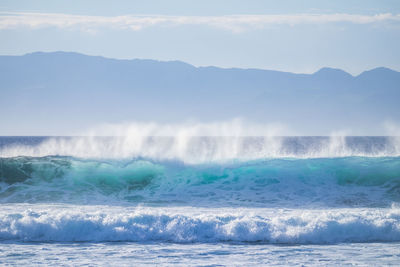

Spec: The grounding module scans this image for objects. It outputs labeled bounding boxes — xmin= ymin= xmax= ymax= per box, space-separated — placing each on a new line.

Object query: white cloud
xmin=0 ymin=12 xmax=399 ymax=33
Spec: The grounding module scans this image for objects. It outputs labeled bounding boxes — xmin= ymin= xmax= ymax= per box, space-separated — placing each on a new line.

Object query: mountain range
xmin=1 ymin=52 xmax=399 ymax=135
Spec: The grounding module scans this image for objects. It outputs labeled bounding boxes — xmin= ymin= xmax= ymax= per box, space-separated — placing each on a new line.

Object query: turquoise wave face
xmin=1 ymin=156 xmax=399 ymax=207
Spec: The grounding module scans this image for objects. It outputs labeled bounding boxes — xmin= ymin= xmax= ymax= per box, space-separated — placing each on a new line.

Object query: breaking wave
xmin=0 ymin=156 xmax=399 ymax=206
xmin=0 ymin=130 xmax=400 ymax=246
xmin=0 ymin=205 xmax=399 ymax=244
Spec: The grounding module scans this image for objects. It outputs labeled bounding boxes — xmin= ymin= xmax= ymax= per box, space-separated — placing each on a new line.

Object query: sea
xmin=0 ymin=136 xmax=399 ymax=266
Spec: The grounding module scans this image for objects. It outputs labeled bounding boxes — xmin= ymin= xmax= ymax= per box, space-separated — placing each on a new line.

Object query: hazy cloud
xmin=0 ymin=12 xmax=399 ymax=32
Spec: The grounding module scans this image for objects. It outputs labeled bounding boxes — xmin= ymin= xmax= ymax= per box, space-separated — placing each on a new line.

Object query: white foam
xmin=1 ymin=205 xmax=399 ymax=243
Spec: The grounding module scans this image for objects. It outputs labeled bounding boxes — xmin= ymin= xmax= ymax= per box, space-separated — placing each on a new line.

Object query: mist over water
xmin=1 ymin=134 xmax=399 ymax=163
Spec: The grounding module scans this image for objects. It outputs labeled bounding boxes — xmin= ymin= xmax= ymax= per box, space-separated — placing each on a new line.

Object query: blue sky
xmin=0 ymin=0 xmax=400 ymax=74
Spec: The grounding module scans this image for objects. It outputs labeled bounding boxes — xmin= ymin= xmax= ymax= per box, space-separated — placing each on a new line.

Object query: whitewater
xmin=0 ymin=131 xmax=399 ymax=265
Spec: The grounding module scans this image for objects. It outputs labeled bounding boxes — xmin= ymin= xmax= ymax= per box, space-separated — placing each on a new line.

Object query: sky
xmin=0 ymin=0 xmax=400 ymax=74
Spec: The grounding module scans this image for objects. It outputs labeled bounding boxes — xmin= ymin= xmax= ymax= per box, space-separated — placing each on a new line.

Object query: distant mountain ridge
xmin=0 ymin=51 xmax=399 ymax=135
xmin=14 ymin=51 xmax=400 ymax=77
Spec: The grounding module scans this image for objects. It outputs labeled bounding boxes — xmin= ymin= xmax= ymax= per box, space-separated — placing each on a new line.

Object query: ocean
xmin=0 ymin=136 xmax=399 ymax=266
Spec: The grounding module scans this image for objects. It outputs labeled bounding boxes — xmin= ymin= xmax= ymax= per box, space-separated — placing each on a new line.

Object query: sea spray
xmin=1 ymin=136 xmax=399 ymax=162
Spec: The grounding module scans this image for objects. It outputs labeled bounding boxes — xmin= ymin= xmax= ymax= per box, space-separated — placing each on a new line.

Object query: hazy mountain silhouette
xmin=1 ymin=51 xmax=399 ymax=135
